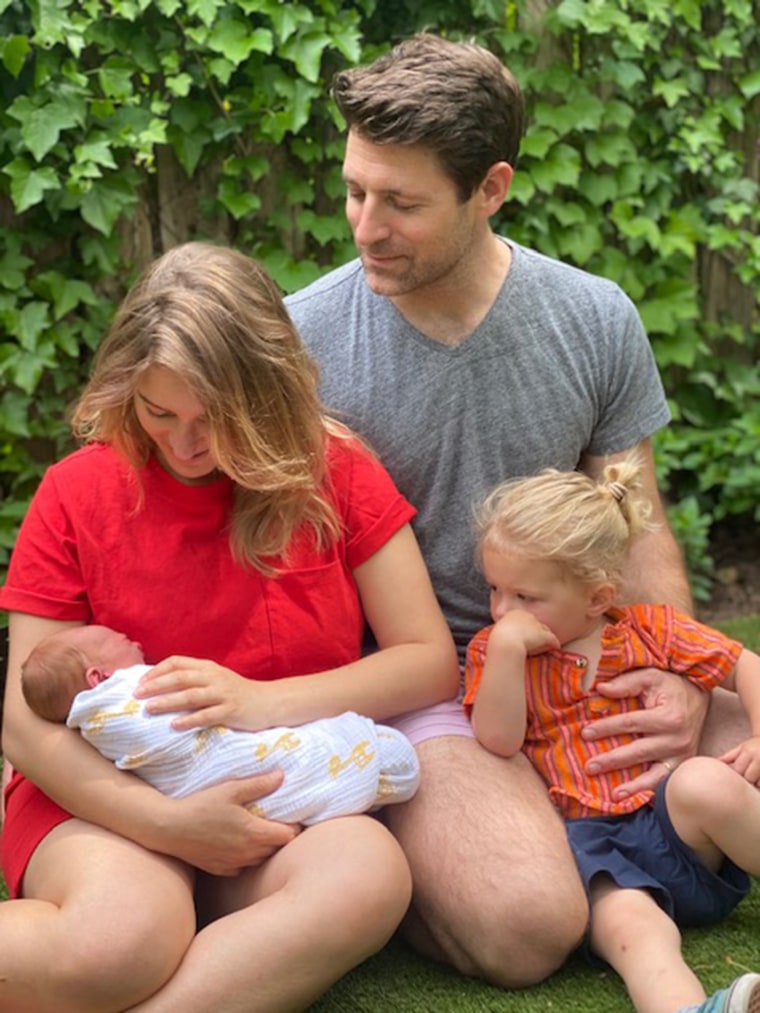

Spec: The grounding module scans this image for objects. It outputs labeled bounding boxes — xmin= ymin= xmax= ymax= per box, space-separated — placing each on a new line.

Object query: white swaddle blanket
xmin=67 ymin=665 xmax=420 ymax=824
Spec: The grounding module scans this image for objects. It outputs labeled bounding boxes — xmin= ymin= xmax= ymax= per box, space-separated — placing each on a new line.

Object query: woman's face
xmin=134 ymin=365 xmax=219 ymax=484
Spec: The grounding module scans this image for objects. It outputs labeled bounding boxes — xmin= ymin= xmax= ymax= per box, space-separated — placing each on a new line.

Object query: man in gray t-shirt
xmin=285 ymin=33 xmax=723 ymax=990
xmin=288 ymin=243 xmax=671 ymax=662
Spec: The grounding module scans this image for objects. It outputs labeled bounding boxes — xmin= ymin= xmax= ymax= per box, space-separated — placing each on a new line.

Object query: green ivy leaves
xmin=0 ymin=0 xmax=757 ymax=600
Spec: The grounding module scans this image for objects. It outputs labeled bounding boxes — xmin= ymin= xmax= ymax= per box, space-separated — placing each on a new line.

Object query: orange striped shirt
xmin=463 ymin=604 xmax=743 ymax=819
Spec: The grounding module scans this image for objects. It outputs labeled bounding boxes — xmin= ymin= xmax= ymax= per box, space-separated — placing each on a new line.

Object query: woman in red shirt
xmin=0 ymin=242 xmax=459 ymax=1011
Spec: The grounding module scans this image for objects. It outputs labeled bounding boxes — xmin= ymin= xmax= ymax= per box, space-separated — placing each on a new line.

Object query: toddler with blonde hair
xmin=464 ymin=458 xmax=760 ymax=1013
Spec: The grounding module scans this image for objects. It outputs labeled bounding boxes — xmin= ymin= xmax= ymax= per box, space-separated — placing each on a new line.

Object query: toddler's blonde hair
xmin=475 ymin=456 xmax=658 ymax=587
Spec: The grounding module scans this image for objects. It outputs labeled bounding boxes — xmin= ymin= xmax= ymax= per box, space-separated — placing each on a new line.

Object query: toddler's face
xmin=482 ymin=543 xmax=598 ymax=647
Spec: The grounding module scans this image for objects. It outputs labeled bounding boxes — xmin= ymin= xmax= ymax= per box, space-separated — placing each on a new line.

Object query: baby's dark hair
xmin=475 ymin=455 xmax=658 ymax=587
xmin=21 ymin=638 xmax=89 ymax=723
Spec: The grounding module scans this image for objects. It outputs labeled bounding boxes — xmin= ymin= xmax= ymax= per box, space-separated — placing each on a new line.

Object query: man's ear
xmin=587 ymin=583 xmax=617 ymax=617
xmin=478 ymin=161 xmax=514 ymax=215
xmin=84 ymin=666 xmax=110 ymax=689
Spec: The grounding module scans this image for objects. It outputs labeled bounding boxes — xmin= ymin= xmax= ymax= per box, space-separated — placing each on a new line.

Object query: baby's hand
xmin=720 ymin=735 xmax=760 ymax=786
xmin=491 ymin=610 xmax=560 ymax=656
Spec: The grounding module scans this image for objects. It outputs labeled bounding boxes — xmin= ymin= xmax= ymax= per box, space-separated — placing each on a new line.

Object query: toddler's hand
xmin=491 ymin=609 xmax=559 ymax=656
xmin=720 ymin=735 xmax=760 ymax=786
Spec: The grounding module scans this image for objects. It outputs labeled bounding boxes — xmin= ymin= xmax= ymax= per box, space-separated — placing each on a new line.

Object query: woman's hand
xmin=154 ymin=771 xmax=299 ymax=876
xmin=581 ymin=668 xmax=708 ymax=797
xmin=135 ymin=656 xmax=277 ymax=731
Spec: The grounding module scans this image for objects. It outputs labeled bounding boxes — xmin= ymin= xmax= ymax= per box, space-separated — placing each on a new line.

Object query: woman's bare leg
xmin=129 ymin=815 xmax=411 ymax=1013
xmin=385 ymin=736 xmax=588 ymax=987
xmin=0 ymin=820 xmax=196 ymax=1013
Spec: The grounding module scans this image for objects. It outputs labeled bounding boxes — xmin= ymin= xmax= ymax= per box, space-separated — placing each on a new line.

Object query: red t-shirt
xmin=0 ymin=435 xmax=415 ymax=895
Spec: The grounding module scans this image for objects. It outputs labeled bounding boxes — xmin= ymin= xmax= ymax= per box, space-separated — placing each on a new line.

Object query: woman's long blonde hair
xmin=475 ymin=456 xmax=658 ymax=587
xmin=72 ymin=242 xmax=345 ymax=571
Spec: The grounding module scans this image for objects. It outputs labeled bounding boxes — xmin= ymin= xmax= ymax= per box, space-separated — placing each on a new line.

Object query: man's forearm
xmin=619 ymin=526 xmax=693 ymax=615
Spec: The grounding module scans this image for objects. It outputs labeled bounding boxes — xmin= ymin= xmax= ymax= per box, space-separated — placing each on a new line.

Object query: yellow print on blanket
xmin=194 ymin=726 xmax=229 ymax=753
xmin=84 ymin=699 xmax=141 ymax=735
xmin=254 ymin=731 xmax=301 ymax=761
xmin=328 ymin=741 xmax=375 ymax=778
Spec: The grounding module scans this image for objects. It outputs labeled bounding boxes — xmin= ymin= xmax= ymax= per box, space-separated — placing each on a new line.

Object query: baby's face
xmin=66 ymin=625 xmax=145 ymax=670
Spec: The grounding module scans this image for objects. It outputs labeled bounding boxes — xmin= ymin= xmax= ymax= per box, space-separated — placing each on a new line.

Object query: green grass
xmin=713 ymin=615 xmax=758 ymax=646
xmin=310 ymin=891 xmax=760 ymax=1011
xmin=2 ymin=616 xmax=759 ymax=1009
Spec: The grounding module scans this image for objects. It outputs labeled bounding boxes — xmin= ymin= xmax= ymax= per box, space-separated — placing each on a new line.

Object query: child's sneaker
xmin=681 ymin=974 xmax=760 ymax=1013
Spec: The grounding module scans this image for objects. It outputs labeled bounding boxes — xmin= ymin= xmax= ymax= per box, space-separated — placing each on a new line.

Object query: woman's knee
xmin=334 ymin=820 xmax=412 ymax=944
xmin=49 ymin=896 xmax=196 ymax=1011
xmin=24 ymin=839 xmax=197 ymax=1011
xmin=288 ymin=818 xmax=412 ymax=956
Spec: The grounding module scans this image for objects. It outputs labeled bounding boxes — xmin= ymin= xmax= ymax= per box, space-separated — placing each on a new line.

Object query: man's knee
xmin=454 ymin=898 xmax=585 ymax=987
xmin=405 ymin=880 xmax=587 ymax=988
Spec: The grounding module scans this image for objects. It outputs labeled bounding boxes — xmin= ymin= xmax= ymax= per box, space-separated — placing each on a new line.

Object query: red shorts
xmin=2 ymin=771 xmax=72 ymax=898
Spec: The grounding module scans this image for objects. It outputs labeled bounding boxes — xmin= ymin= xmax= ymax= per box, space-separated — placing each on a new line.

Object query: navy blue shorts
xmin=566 ymin=778 xmax=750 ymax=929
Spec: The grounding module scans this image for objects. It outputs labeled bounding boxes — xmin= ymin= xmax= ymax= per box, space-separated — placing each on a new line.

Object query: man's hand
xmin=580 ymin=668 xmax=709 ymax=798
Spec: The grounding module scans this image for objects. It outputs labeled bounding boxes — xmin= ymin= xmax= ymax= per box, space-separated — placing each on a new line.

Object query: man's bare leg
xmin=700 ymin=686 xmax=749 ymax=757
xmin=385 ymin=736 xmax=588 ymax=987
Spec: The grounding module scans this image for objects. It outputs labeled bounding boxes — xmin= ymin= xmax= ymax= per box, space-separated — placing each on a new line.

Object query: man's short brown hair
xmin=332 ymin=33 xmax=525 ymax=202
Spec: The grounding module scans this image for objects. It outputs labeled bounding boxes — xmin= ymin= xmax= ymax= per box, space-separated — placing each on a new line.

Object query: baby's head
xmin=22 ymin=625 xmax=145 ymax=722
xmin=474 ymin=457 xmax=658 ymax=642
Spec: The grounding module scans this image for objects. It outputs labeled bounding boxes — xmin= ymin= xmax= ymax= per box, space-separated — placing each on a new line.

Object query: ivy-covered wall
xmin=0 ymin=0 xmax=758 ymax=600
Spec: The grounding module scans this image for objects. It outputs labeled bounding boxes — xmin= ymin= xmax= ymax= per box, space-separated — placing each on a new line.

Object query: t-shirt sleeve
xmin=326 ymin=434 xmax=416 ymax=571
xmin=585 ymin=288 xmax=670 ymax=457
xmin=0 ymin=465 xmax=91 ymax=620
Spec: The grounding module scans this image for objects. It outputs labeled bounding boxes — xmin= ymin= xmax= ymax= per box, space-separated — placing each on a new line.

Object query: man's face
xmin=342 ymin=130 xmax=482 ymax=298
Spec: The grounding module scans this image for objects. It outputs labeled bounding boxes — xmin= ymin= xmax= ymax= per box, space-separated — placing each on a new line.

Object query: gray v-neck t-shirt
xmin=286 ymin=241 xmax=670 ymax=661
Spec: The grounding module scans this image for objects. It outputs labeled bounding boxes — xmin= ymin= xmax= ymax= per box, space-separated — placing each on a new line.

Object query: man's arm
xmin=581 ymin=437 xmax=693 ymax=613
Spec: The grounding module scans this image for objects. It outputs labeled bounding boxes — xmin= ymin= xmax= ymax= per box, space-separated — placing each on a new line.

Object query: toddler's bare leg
xmin=590 ymin=877 xmax=704 ymax=1013
xmin=666 ymin=755 xmax=760 ymax=875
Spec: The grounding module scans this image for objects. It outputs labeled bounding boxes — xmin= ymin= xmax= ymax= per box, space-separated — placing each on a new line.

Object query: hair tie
xmin=607 ymin=481 xmax=626 ymax=503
